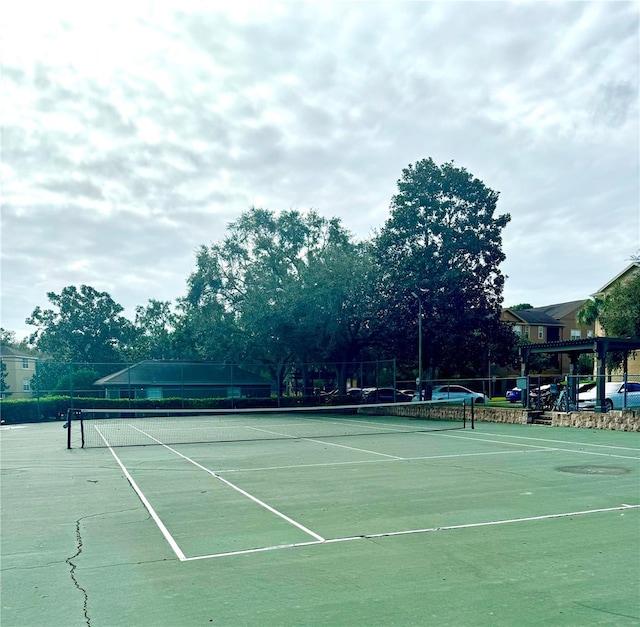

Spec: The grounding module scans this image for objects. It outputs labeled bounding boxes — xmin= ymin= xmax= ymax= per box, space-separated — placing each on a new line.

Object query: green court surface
xmin=1 ymin=414 xmax=639 ymax=626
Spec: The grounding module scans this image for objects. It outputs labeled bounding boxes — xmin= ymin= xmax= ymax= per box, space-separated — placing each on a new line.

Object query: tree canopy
xmin=597 ymin=270 xmax=640 ymax=338
xmin=509 ymin=303 xmax=534 ymax=311
xmin=373 ymin=158 xmax=513 ymax=376
xmin=26 ymin=285 xmax=137 ymax=363
xmin=19 ymin=158 xmax=518 ymax=389
xmin=132 ymin=299 xmax=179 ymax=360
xmin=182 ymin=208 xmax=380 ymax=390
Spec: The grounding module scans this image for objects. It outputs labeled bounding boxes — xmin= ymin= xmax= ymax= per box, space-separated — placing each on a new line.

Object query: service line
xmin=129 ymin=425 xmax=326 ymax=543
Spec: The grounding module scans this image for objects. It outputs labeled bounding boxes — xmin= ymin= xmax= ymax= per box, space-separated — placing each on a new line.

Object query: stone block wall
xmin=358 ymin=403 xmax=639 ymax=431
xmin=359 ymin=403 xmax=527 ymax=425
xmin=550 ymin=409 xmax=639 ymax=431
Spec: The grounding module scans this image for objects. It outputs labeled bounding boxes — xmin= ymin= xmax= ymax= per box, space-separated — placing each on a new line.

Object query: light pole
xmin=412 ymin=292 xmax=423 ymax=400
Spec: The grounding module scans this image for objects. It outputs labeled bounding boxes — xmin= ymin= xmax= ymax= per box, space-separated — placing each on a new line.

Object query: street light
xmin=411 ymin=292 xmax=423 ymax=400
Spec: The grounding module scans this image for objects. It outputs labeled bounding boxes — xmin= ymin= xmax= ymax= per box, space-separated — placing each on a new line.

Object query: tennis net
xmin=67 ymin=402 xmax=470 ymax=448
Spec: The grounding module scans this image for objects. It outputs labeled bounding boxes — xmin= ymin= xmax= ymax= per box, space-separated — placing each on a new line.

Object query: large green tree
xmin=597 ymin=270 xmax=640 ymax=338
xmin=578 ymin=270 xmax=640 ymax=337
xmin=26 ymin=285 xmax=137 ymax=363
xmin=183 ymin=207 xmax=378 ymax=391
xmin=373 ymin=158 xmax=514 ymax=377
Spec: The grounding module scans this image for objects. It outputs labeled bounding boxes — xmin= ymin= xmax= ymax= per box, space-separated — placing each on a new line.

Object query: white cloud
xmin=1 ymin=1 xmax=638 ymax=337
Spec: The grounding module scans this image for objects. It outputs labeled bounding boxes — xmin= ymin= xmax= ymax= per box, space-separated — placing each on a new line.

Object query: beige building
xmin=502 ymin=300 xmax=595 ymax=373
xmin=0 ymin=345 xmax=38 ymax=400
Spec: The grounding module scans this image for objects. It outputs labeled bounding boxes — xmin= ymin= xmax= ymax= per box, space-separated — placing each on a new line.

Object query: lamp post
xmin=412 ymin=292 xmax=423 ymax=400
xmin=418 ymin=298 xmax=423 ymax=400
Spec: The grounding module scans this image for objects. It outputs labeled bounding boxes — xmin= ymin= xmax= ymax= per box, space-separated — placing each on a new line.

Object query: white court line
xmin=100 ymin=422 xmax=639 ymax=562
xmin=245 ymin=426 xmax=404 ymax=459
xmin=94 ymin=426 xmax=187 ymax=561
xmin=461 ymin=431 xmax=640 ymax=452
xmin=430 ymin=432 xmax=640 ymax=460
xmin=183 ymin=503 xmax=640 ymax=561
xmin=223 ymin=448 xmax=547 ymax=473
xmin=129 ymin=425 xmax=325 ymax=543
xmin=326 ymin=416 xmax=637 ymax=455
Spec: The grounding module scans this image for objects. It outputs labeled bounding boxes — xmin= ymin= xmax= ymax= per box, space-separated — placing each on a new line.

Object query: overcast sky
xmin=2 ymin=1 xmax=639 ymax=340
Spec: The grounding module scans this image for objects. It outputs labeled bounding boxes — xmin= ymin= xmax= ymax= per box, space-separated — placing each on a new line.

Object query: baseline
xmin=184 ymin=503 xmax=640 ymax=561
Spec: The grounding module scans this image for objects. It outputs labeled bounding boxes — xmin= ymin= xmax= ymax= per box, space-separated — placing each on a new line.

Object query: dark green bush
xmin=0 ymin=394 xmax=360 ymax=424
xmin=0 ymin=397 xmax=71 ymax=424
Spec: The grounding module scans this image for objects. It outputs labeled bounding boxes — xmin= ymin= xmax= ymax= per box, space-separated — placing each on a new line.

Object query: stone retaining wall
xmin=549 ymin=409 xmax=639 ymax=431
xmin=358 ymin=403 xmax=528 ymax=425
xmin=359 ymin=404 xmax=639 ymax=431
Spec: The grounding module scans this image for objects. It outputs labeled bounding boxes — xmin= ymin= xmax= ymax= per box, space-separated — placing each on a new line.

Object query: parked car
xmin=505 ymin=387 xmax=522 ymax=403
xmin=430 ymin=385 xmax=489 ymax=404
xmin=361 ymin=387 xmax=413 ymax=403
xmin=578 ymin=381 xmax=640 ymax=411
xmin=320 ymin=387 xmax=363 ymax=402
xmin=577 ymin=382 xmax=596 ymax=394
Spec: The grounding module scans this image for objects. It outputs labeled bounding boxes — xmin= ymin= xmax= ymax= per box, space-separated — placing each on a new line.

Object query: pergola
xmin=519 ymin=337 xmax=640 ymax=412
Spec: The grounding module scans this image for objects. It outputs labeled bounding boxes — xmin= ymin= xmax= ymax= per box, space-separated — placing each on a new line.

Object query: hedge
xmin=0 ymin=393 xmax=361 ymax=425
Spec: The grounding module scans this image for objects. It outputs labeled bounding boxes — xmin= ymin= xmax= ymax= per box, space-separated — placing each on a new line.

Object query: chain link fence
xmin=28 ymin=358 xmax=398 ymax=405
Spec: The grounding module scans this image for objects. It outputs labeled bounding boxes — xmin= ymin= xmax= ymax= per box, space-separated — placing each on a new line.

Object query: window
xmin=22 ymin=358 xmax=29 ymax=369
xmin=523 ymin=326 xmax=530 ymax=339
xmin=570 ymin=329 xmax=581 ymax=340
xmin=514 ymin=325 xmax=522 ymax=336
xmin=537 ymin=326 xmax=544 ymax=340
xmin=146 ymin=387 xmax=163 ymax=400
xmin=22 ymin=379 xmax=31 ymax=392
xmin=586 ymin=330 xmax=593 ymax=338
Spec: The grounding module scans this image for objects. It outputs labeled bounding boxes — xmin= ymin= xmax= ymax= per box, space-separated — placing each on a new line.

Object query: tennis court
xmin=1 ymin=408 xmax=639 ymax=626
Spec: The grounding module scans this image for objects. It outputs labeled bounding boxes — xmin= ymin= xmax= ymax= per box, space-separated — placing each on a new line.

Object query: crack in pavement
xmin=66 ymin=519 xmax=91 ymax=627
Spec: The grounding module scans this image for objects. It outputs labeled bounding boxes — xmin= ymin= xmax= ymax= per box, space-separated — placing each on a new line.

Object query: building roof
xmin=0 ymin=345 xmax=35 ymax=358
xmin=504 ymin=299 xmax=591 ymax=327
xmin=94 ymin=360 xmax=271 ymax=387
xmin=505 ymin=309 xmax=563 ymax=326
xmin=529 ymin=300 xmax=587 ymax=320
xmin=593 ymin=262 xmax=640 ymax=295
xmin=521 ymin=336 xmax=640 ymax=356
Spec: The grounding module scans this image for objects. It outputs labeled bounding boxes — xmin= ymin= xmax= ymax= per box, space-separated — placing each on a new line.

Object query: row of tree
xmin=10 ymin=159 xmax=518 ymax=392
xmin=8 ymin=158 xmax=636 ymax=394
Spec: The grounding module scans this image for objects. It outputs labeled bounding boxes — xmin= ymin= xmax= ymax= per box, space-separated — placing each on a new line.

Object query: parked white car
xmin=578 ymin=381 xmax=640 ymax=411
xmin=429 ymin=385 xmax=489 ymax=404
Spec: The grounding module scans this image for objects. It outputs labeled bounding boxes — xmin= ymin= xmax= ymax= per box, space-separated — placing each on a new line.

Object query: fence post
xmin=69 ymin=364 xmax=74 ymax=409
xmin=66 ymin=408 xmax=72 ymax=449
